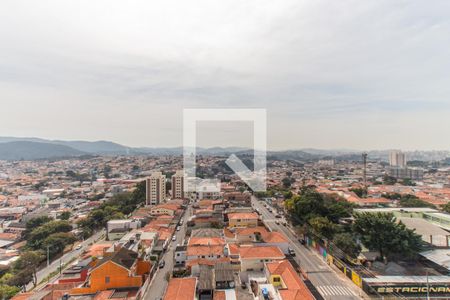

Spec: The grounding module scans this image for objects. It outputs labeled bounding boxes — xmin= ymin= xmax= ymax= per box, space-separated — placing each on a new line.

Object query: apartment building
xmin=389 ymin=150 xmax=406 ymax=167
xmin=171 ymin=170 xmax=185 ymax=199
xmin=146 ymin=172 xmax=166 ymax=205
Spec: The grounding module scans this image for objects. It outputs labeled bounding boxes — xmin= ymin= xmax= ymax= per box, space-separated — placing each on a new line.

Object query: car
xmin=159 ymin=260 xmax=165 ymax=269
xmin=299 ymin=239 xmax=306 ymax=245
xmin=172 ymin=235 xmax=177 ymax=242
xmin=288 ymin=248 xmax=296 ymax=256
xmin=275 ymin=220 xmax=280 ymax=225
xmin=275 ymin=214 xmax=282 ymax=218
xmin=176 ymin=226 xmax=181 ymax=231
xmin=75 ymin=244 xmax=82 ymax=250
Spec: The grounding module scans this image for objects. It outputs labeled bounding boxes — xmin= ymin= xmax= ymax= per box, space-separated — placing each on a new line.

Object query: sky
xmin=1 ymin=0 xmax=450 ymax=150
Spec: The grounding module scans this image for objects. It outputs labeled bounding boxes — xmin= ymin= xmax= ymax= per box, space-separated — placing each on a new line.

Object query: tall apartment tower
xmin=389 ymin=151 xmax=406 ymax=167
xmin=146 ymin=172 xmax=166 ymax=206
xmin=171 ymin=170 xmax=184 ymax=199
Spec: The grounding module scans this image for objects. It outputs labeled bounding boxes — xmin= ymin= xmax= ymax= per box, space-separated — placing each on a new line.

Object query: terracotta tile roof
xmin=213 ymin=291 xmax=226 ymax=300
xmin=236 ymin=226 xmax=268 ymax=236
xmin=228 ymin=212 xmax=258 ymax=220
xmin=187 ymin=245 xmax=224 ymax=256
xmin=223 ymin=228 xmax=234 ymax=238
xmin=228 ymin=243 xmax=239 ymax=256
xmin=267 ymin=260 xmax=314 ymax=300
xmin=185 ymin=257 xmax=230 ymax=268
xmin=261 ymin=231 xmax=289 ymax=243
xmin=239 ymin=245 xmax=284 ymax=259
xmin=94 ymin=290 xmax=114 ymax=300
xmin=163 ymin=277 xmax=196 ymax=300
xmin=188 ymin=237 xmax=225 ymax=246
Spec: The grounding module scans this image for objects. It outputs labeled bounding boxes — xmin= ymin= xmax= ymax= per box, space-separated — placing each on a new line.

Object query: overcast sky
xmin=1 ymin=0 xmax=449 ymax=150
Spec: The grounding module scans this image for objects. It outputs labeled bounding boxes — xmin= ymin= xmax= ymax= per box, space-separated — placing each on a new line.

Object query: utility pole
xmin=362 ymin=153 xmax=368 ymax=188
xmin=47 ymin=245 xmax=50 ymax=267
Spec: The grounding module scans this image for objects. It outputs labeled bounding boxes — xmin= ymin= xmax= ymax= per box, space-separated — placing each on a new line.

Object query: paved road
xmin=144 ymin=206 xmax=192 ymax=300
xmin=252 ymin=197 xmax=363 ymax=300
xmin=27 ymin=229 xmax=105 ymax=291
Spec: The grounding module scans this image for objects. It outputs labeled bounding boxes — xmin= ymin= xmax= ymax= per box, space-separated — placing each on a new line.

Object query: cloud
xmin=0 ymin=0 xmax=449 ymax=149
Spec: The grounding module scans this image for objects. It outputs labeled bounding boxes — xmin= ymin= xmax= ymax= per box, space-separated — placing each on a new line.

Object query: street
xmin=26 ymin=229 xmax=105 ymax=291
xmin=252 ymin=196 xmax=363 ymax=300
xmin=143 ymin=206 xmax=193 ymax=300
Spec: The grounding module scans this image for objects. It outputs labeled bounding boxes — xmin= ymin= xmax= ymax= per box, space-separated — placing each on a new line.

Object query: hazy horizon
xmin=2 ymin=134 xmax=450 ymax=153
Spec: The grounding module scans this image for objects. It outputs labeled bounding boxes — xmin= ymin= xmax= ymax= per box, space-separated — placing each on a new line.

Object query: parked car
xmin=299 ymin=239 xmax=306 ymax=245
xmin=75 ymin=244 xmax=82 ymax=250
xmin=176 ymin=226 xmax=181 ymax=231
xmin=288 ymin=248 xmax=296 ymax=256
xmin=172 ymin=235 xmax=177 ymax=242
xmin=159 ymin=260 xmax=165 ymax=269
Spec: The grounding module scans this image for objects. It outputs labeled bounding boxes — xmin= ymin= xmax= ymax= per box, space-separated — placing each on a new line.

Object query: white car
xmin=75 ymin=244 xmax=82 ymax=250
xmin=172 ymin=236 xmax=177 ymax=242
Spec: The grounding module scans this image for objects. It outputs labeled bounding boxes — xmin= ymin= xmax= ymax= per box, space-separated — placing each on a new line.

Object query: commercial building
xmin=146 ymin=172 xmax=166 ymax=205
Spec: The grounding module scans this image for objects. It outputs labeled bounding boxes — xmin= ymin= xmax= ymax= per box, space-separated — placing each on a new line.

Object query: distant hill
xmin=53 ymin=140 xmax=131 ymax=154
xmin=0 ymin=136 xmax=447 ymax=162
xmin=0 ymin=141 xmax=85 ymax=160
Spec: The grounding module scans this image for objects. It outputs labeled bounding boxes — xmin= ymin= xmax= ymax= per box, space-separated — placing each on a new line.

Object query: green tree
xmin=309 ymin=216 xmax=337 ymax=239
xmin=350 ymin=187 xmax=367 ymax=198
xmin=442 ymin=202 xmax=450 ymax=213
xmin=27 ymin=220 xmax=73 ymax=250
xmin=383 ymin=175 xmax=397 ymax=185
xmin=0 ymin=284 xmax=20 ymax=299
xmin=42 ymin=232 xmax=76 ymax=257
xmin=353 ymin=212 xmax=423 ymax=260
xmin=24 ymin=216 xmax=53 ymax=239
xmin=282 ymin=177 xmax=291 ymax=188
xmin=399 ymin=195 xmax=435 ymax=208
xmin=332 ymin=233 xmax=361 ymax=259
xmin=0 ymin=273 xmax=20 ymax=299
xmin=402 ymin=178 xmax=416 ymax=186
xmin=59 ymin=211 xmax=71 ymax=220
xmin=287 ymin=189 xmax=354 ymax=226
xmin=13 ymin=251 xmax=44 ymax=287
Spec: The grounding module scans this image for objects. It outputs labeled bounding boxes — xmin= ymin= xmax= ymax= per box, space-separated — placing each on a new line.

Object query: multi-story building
xmin=388 ymin=167 xmax=424 ymax=180
xmin=146 ymin=172 xmax=166 ymax=206
xmin=389 ymin=150 xmax=406 ymax=167
xmin=171 ymin=170 xmax=184 ymax=199
xmin=228 ymin=212 xmax=259 ymax=228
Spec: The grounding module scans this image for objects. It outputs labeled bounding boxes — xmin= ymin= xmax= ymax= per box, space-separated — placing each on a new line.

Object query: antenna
xmin=362 ymin=153 xmax=368 ymax=188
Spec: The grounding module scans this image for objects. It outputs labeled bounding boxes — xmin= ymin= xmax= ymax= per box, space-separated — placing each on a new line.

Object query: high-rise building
xmin=146 ymin=172 xmax=166 ymax=206
xmin=171 ymin=170 xmax=184 ymax=199
xmin=389 ymin=150 xmax=406 ymax=167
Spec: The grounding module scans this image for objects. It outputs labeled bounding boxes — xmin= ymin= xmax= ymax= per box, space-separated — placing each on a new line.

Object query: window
xmin=105 ymin=276 xmax=110 ymax=284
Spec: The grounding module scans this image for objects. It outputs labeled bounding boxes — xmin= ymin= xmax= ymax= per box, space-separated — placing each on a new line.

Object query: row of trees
xmin=383 ymin=193 xmax=436 ymax=208
xmin=286 ymin=188 xmax=423 ymax=262
xmin=77 ymin=180 xmax=146 ymax=237
xmin=0 ymin=212 xmax=78 ymax=296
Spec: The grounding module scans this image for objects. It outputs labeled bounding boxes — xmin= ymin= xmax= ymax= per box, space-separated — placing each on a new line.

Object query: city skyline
xmin=1 ymin=0 xmax=450 ymax=150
